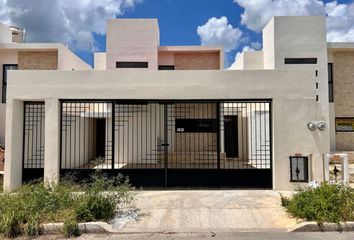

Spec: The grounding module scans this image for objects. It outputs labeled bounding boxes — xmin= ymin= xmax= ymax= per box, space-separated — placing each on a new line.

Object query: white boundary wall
xmin=3 ymin=69 xmax=329 ymax=191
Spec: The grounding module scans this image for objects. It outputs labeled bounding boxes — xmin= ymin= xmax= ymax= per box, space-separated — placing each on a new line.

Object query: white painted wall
xmin=232 ymin=51 xmax=264 ymax=70
xmin=0 ymin=51 xmax=18 ymax=145
xmin=57 ymin=45 xmax=91 ymax=70
xmin=271 ymin=16 xmax=330 ymax=156
xmin=94 ymin=53 xmax=106 ymax=70
xmin=0 ymin=23 xmax=12 ymax=43
xmin=263 ymin=18 xmax=275 ymax=70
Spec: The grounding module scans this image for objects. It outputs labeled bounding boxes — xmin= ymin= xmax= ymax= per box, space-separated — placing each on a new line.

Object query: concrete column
xmin=340 ymin=154 xmax=349 ymax=185
xmin=4 ymin=100 xmax=24 ymax=191
xmin=44 ymin=98 xmax=60 ymax=185
xmin=323 ymin=154 xmax=330 ymax=182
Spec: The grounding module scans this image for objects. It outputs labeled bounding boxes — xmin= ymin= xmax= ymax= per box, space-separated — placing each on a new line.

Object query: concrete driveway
xmin=119 ymin=190 xmax=297 ymax=232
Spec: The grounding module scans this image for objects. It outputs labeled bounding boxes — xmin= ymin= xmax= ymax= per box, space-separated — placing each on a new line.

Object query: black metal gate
xmin=22 ymin=102 xmax=45 ymax=182
xmin=60 ymin=100 xmax=272 ymax=188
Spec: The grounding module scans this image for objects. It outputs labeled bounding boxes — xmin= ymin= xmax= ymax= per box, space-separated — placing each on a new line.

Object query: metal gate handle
xmin=161 ymin=143 xmax=169 ymax=147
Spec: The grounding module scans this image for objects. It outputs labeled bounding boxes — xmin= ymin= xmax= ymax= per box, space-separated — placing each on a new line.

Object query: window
xmin=116 ymin=62 xmax=148 ymax=68
xmin=290 ymin=156 xmax=309 ymax=182
xmin=158 ymin=65 xmax=175 ymax=70
xmin=335 ymin=118 xmax=354 ymax=132
xmin=175 ymin=119 xmax=217 ymax=133
xmin=2 ymin=64 xmax=18 ymax=103
xmin=284 ymin=58 xmax=317 ymax=64
xmin=328 ymin=63 xmax=334 ymax=102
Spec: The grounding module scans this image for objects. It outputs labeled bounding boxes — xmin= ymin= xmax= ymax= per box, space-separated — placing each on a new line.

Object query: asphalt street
xmin=27 ymin=232 xmax=354 ymax=240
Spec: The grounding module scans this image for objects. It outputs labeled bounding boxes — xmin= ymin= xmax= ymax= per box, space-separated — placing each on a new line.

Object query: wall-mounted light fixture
xmin=307 ymin=122 xmax=317 ymax=131
xmin=317 ymin=121 xmax=326 ymax=131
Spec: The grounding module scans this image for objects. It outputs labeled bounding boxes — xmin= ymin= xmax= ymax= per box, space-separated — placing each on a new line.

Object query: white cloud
xmin=326 ymin=1 xmax=354 ymax=42
xmin=228 ymin=45 xmax=255 ymax=70
xmin=0 ymin=0 xmax=143 ymax=50
xmin=234 ymin=0 xmax=325 ymax=32
xmin=234 ymin=0 xmax=354 ymax=42
xmin=250 ymin=41 xmax=262 ymax=50
xmin=197 ymin=16 xmax=243 ymax=53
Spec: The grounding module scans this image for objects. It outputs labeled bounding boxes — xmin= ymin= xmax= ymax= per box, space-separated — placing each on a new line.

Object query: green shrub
xmin=75 ymin=193 xmax=116 ymax=222
xmin=0 ymin=172 xmax=135 ymax=238
xmin=24 ymin=215 xmax=41 ymax=237
xmin=282 ymin=183 xmax=354 ymax=224
xmin=280 ymin=194 xmax=291 ymax=207
xmin=63 ymin=219 xmax=81 ymax=238
xmin=0 ymin=211 xmax=21 ymax=238
xmin=0 ymin=175 xmax=3 ymax=192
xmin=75 ymin=172 xmax=135 ymax=222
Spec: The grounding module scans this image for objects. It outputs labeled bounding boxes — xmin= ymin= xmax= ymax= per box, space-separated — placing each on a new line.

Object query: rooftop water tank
xmin=9 ymin=26 xmax=26 ymax=43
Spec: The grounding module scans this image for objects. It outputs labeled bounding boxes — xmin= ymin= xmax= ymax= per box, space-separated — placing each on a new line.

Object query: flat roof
xmin=159 ymin=46 xmax=223 ymax=52
xmin=327 ymin=42 xmax=354 ymax=51
xmin=0 ymin=42 xmax=64 ymax=50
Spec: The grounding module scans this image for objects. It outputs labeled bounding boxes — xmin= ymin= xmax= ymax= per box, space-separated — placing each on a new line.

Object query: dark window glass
xmin=290 ymin=156 xmax=309 ymax=182
xmin=158 ymin=65 xmax=175 ymax=70
xmin=116 ymin=62 xmax=148 ymax=68
xmin=335 ymin=118 xmax=354 ymax=132
xmin=175 ymin=119 xmax=217 ymax=133
xmin=328 ymin=63 xmax=334 ymax=102
xmin=2 ymin=64 xmax=18 ymax=103
xmin=284 ymin=58 xmax=317 ymax=64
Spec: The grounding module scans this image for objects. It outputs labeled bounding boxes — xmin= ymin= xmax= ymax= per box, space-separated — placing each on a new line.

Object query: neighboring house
xmin=2 ymin=16 xmax=353 ymax=191
xmin=0 ymin=23 xmax=91 ymax=147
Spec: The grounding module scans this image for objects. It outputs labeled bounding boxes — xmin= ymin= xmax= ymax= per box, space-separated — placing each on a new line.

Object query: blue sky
xmin=74 ymin=0 xmax=354 ymax=68
xmin=1 ymin=0 xmax=353 ymax=68
xmin=75 ymin=0 xmax=248 ymax=66
xmin=75 ymin=0 xmax=260 ymax=66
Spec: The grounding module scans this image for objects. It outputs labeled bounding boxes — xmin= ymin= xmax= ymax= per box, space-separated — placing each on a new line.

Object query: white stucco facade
xmin=3 ymin=16 xmax=354 ymax=191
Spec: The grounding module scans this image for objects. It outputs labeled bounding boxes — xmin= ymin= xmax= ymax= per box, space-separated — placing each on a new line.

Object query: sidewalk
xmin=119 ymin=190 xmax=297 ymax=232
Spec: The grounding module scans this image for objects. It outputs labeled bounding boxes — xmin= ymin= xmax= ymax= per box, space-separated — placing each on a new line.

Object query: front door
xmin=95 ymin=118 xmax=106 ymax=158
xmin=224 ymin=116 xmax=238 ymax=158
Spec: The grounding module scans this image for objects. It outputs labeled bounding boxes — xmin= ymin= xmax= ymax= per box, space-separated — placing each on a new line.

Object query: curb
xmin=41 ymin=223 xmax=287 ymax=235
xmin=41 ymin=222 xmax=112 ymax=234
xmin=288 ymin=221 xmax=354 ymax=232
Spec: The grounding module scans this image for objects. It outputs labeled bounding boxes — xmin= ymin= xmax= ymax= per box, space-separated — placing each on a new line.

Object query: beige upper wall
xmin=104 ymin=18 xmax=223 ymax=70
xmin=106 ymin=19 xmax=159 ymax=70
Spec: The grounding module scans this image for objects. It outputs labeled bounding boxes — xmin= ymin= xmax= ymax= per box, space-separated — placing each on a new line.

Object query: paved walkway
xmin=119 ymin=190 xmax=297 ymax=232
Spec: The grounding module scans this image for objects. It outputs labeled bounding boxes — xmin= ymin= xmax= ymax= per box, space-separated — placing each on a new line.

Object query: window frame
xmin=328 ymin=63 xmax=334 ymax=102
xmin=284 ymin=58 xmax=317 ymax=64
xmin=2 ymin=64 xmax=18 ymax=103
xmin=158 ymin=65 xmax=175 ymax=70
xmin=116 ymin=62 xmax=148 ymax=68
xmin=289 ymin=156 xmax=309 ymax=182
xmin=335 ymin=117 xmax=354 ymax=132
